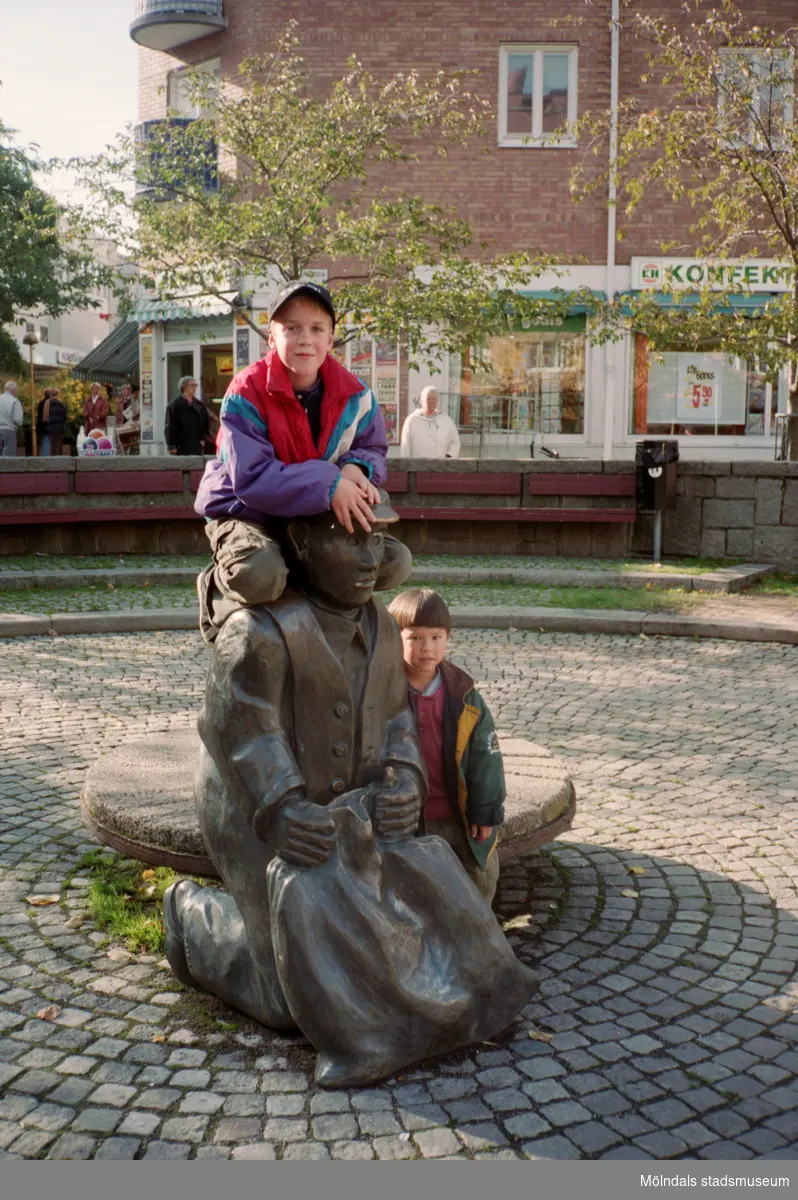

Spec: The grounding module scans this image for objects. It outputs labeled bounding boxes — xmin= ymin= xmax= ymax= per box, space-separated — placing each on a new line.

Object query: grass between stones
xmin=1 ymin=566 xmax=795 ymax=615
xmin=71 ymin=849 xmax=180 ymax=953
xmin=748 ymin=571 xmax=798 ymax=596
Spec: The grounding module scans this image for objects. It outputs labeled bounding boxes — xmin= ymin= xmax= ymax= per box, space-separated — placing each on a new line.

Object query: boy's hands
xmin=340 ymin=462 xmax=381 ymax=505
xmin=331 ymin=464 xmax=380 ymax=533
xmin=470 ymin=824 xmax=495 ymax=843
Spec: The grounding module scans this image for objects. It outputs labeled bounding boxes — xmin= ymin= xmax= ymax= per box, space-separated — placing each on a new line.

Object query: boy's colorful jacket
xmin=433 ymin=658 xmax=506 ymax=869
xmin=195 ymin=349 xmax=388 ymax=522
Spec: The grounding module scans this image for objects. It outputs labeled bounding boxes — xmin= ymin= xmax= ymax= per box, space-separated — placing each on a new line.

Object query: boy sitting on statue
xmin=194 ymin=280 xmax=411 ymax=642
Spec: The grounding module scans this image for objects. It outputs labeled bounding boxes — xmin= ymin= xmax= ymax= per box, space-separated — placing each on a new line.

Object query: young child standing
xmin=388 ymin=587 xmax=505 ymax=904
xmin=194 ymin=279 xmax=411 ymax=641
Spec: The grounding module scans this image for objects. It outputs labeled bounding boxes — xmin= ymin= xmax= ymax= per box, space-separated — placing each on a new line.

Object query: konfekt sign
xmin=632 ymin=257 xmax=793 ymax=292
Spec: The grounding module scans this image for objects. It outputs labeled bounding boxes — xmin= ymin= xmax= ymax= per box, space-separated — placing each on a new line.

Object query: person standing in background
xmin=0 ymin=382 xmax=23 ymax=457
xmin=82 ymin=382 xmax=109 ymax=432
xmin=37 ymin=386 xmax=68 ymax=456
xmin=400 ymin=387 xmax=460 ymax=459
xmin=165 ymin=376 xmax=210 ymax=455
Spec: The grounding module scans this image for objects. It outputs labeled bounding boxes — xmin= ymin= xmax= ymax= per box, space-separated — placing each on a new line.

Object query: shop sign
xmin=632 ymin=257 xmax=793 ymax=292
xmin=676 ymin=354 xmax=720 ymax=424
xmin=56 ymin=349 xmax=82 ymax=366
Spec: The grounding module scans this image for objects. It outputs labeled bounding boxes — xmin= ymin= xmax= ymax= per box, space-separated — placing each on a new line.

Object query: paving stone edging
xmin=1 ymin=605 xmax=797 ymax=644
xmin=0 ymin=563 xmax=776 ymax=593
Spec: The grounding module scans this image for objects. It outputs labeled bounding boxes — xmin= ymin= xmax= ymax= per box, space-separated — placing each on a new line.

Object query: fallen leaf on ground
xmin=502 ymin=915 xmax=533 ymax=932
xmin=65 ymin=916 xmax=84 ymax=929
xmin=151 ymin=1034 xmax=167 ymax=1043
xmin=621 ymin=889 xmax=639 ymax=899
xmin=37 ymin=1005 xmax=61 ymax=1022
xmin=528 ymin=1029 xmax=553 ymax=1043
xmin=26 ymin=895 xmax=59 ymax=906
xmin=628 ymin=866 xmax=647 ymax=876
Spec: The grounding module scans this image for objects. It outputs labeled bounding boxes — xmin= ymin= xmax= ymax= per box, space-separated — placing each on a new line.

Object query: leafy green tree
xmin=0 ymin=120 xmax=106 ymax=372
xmin=571 ymin=1 xmax=798 ymax=455
xmin=74 ymin=24 xmax=594 ymax=368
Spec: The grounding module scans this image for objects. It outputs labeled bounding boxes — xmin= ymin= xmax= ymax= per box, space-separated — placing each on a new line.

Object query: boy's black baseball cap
xmin=269 ymin=280 xmax=336 ymax=328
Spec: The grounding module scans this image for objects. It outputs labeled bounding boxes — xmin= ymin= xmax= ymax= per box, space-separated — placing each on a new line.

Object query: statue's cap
xmin=372 ymin=490 xmax=399 ymax=525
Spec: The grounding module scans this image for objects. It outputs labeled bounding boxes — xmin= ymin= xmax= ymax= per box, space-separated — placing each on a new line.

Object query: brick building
xmin=130 ymin=1 xmax=795 ymax=460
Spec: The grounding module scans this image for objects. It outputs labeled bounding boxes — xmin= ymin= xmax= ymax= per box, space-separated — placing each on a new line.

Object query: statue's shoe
xmin=162 ymin=879 xmax=201 ymax=989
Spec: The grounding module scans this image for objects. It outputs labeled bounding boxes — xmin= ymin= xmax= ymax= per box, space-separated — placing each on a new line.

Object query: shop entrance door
xmin=166 ymin=350 xmax=197 ymax=407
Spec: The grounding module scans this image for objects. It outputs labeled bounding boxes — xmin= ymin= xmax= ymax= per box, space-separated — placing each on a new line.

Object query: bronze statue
xmin=163 ymin=505 xmax=536 ymax=1087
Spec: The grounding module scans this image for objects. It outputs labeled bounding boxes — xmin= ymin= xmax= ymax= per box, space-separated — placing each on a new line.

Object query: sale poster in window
xmin=350 ymin=337 xmax=373 ymax=384
xmin=379 ymin=401 xmax=398 ymax=442
xmin=676 ymin=354 xmax=721 ymax=424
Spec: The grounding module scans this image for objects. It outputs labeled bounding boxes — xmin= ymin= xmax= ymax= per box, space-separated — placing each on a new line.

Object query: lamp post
xmin=22 ymin=332 xmax=40 ymax=457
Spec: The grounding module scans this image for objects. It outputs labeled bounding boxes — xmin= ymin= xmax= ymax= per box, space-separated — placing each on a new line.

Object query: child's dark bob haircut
xmin=388 ymin=587 xmax=452 ymax=634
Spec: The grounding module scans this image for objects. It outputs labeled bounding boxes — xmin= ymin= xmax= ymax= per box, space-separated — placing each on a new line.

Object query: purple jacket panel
xmin=194 ymin=413 xmax=341 ymax=521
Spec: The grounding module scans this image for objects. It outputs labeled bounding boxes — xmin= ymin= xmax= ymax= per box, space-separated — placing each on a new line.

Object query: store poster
xmin=374 ymin=342 xmax=399 ymax=443
xmin=676 ymin=354 xmax=721 ymax=424
xmin=350 ymin=336 xmax=373 ymax=384
xmin=139 ymin=336 xmax=154 ymax=442
xmin=380 ymin=402 xmax=398 ymax=442
xmin=235 ymin=324 xmax=250 ymax=370
xmin=746 ymin=373 xmax=767 ymax=435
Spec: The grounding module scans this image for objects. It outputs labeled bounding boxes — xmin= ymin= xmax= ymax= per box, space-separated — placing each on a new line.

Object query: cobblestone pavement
xmin=1 ymin=629 xmax=797 ymax=1161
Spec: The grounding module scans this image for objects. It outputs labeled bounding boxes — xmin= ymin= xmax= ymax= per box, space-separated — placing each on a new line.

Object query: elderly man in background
xmin=0 ymin=382 xmax=23 ymax=457
xmin=165 ymin=376 xmax=210 ymax=456
xmin=400 ymin=386 xmax=460 ymax=459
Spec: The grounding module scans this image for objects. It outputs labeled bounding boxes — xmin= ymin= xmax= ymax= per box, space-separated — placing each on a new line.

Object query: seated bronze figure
xmin=163 ymin=504 xmax=536 ymax=1087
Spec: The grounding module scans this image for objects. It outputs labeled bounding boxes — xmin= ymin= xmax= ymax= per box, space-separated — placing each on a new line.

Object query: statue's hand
xmin=371 ymin=766 xmax=423 ymax=841
xmin=270 ymin=798 xmax=335 ymax=868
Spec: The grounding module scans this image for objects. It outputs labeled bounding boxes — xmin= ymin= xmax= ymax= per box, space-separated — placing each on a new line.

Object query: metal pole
xmin=653 ymin=510 xmax=662 ymax=563
xmin=602 ymin=0 xmax=621 ymax=462
xmin=29 ymin=346 xmax=37 ymax=458
xmin=23 ymin=331 xmax=39 ymax=457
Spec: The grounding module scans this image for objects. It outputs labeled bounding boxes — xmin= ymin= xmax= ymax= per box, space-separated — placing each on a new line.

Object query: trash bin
xmin=635 ymin=439 xmax=679 ymax=513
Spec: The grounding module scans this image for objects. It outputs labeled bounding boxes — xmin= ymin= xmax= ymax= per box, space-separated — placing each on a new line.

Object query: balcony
xmin=130 ymin=1 xmax=227 ymax=52
xmin=134 ymin=119 xmax=219 ymax=199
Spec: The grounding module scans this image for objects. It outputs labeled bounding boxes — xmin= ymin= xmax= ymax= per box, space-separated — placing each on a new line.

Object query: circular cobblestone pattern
xmin=0 ymin=630 xmax=796 ymax=1161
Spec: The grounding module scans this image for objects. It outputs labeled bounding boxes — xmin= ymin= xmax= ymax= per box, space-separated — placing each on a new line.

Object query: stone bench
xmin=81 ymin=728 xmax=576 ymax=877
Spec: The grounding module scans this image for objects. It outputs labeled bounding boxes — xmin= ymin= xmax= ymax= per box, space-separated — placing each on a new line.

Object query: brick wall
xmin=137 ymin=0 xmax=794 ymax=265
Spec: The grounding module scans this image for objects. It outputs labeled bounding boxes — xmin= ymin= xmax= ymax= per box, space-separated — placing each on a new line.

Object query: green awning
xmin=518 ymin=288 xmax=606 ymax=314
xmin=618 ymin=291 xmax=782 ymax=315
xmin=72 ymin=320 xmax=140 ymax=385
xmin=131 ymin=292 xmax=238 ymax=323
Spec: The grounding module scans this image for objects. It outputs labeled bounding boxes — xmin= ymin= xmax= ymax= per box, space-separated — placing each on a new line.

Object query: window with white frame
xmin=168 ymin=58 xmax=221 ymax=119
xmin=717 ymin=48 xmax=794 ymax=149
xmin=499 ymin=45 xmax=578 ymax=147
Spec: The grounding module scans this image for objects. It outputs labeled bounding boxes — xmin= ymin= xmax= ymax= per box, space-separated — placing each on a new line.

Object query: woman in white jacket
xmin=400 ymin=387 xmax=461 ymax=458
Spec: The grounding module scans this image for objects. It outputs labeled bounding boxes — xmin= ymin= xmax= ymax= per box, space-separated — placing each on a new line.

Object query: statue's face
xmin=291 ymin=519 xmax=386 ymax=610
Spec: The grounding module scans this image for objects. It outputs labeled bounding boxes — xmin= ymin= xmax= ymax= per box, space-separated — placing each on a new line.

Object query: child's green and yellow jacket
xmin=429 ymin=659 xmax=506 ymax=870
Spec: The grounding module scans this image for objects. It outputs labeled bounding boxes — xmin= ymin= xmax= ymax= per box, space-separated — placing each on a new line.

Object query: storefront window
xmin=631 ymin=334 xmax=781 ymax=436
xmin=450 ymin=318 xmax=586 ymax=435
